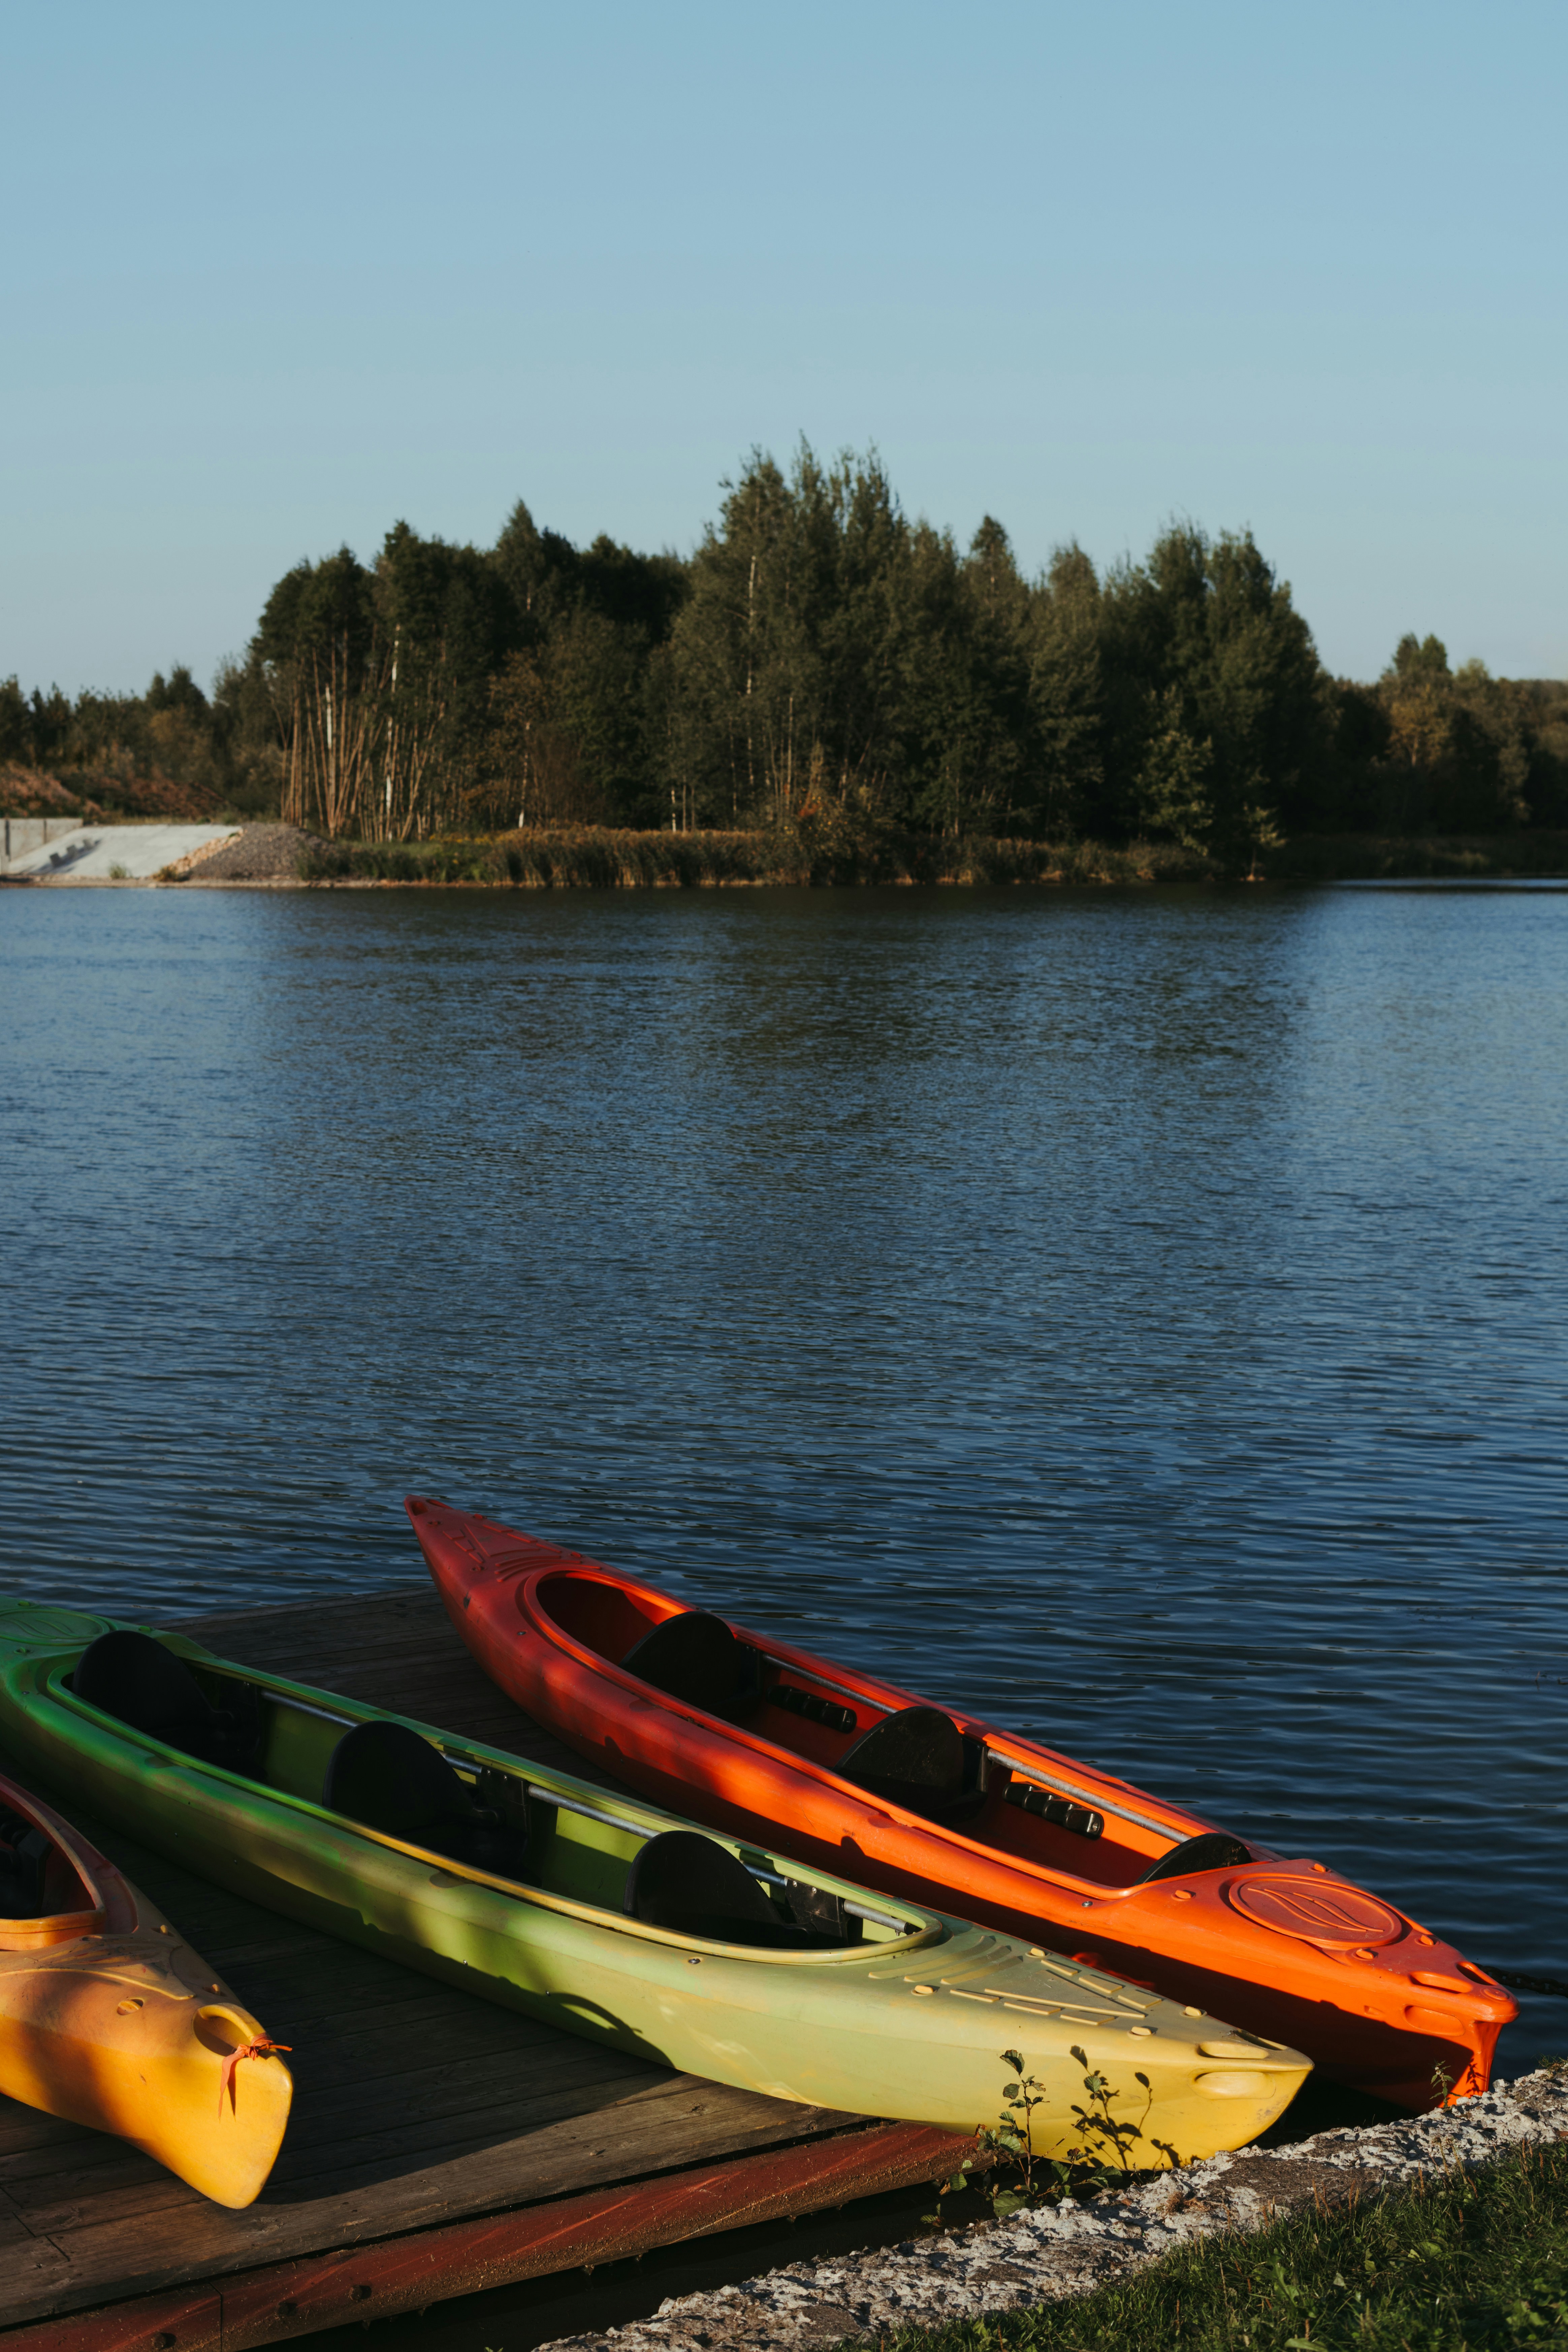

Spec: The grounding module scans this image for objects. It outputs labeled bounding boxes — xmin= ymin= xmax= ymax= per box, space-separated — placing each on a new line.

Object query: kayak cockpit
xmin=0 ymin=1800 xmax=58 ymax=1919
xmin=61 ymin=1631 xmax=921 ymax=1959
xmin=0 ymin=1797 xmax=99 ymax=1925
xmin=0 ymin=1780 xmax=112 ymax=1951
xmin=533 ymin=1578 xmax=1207 ymax=1892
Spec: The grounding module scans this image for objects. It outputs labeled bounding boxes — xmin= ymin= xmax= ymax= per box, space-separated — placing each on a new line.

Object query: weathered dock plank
xmin=0 ymin=1589 xmax=968 ymax=2347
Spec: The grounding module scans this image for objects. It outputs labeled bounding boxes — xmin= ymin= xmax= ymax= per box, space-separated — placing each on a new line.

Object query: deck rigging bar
xmin=748 ymin=1662 xmax=1182 ymax=1849
xmin=985 ymin=1752 xmax=1180 ymax=1845
xmin=525 ymin=1785 xmax=913 ymax=1932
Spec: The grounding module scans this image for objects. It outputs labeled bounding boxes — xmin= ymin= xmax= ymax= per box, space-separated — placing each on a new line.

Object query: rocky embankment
xmin=177 ymin=823 xmax=322 ymax=881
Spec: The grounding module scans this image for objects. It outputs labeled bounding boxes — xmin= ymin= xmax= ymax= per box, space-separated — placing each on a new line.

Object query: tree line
xmin=4 ymin=444 xmax=1566 ymax=860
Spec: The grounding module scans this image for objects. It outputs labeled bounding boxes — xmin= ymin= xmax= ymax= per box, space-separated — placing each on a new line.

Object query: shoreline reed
xmin=290 ymin=826 xmax=1568 ymax=890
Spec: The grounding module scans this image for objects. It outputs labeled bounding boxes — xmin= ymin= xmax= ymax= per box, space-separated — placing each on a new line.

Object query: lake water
xmin=3 ymin=881 xmax=1565 ymax=2067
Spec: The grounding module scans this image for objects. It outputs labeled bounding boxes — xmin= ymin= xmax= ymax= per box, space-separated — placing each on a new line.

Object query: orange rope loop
xmin=219 ymin=2036 xmax=292 ymax=2115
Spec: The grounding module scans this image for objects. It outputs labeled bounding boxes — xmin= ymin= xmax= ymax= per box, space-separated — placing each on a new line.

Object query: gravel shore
xmin=180 ymin=823 xmax=322 ymax=882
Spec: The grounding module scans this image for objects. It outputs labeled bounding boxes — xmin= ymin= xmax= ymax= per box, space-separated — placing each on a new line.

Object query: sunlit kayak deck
xmin=0 ymin=1589 xmax=968 ymax=2351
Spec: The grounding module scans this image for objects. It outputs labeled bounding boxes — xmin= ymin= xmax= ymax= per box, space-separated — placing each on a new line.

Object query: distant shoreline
xmin=6 ymin=824 xmax=1568 ymax=891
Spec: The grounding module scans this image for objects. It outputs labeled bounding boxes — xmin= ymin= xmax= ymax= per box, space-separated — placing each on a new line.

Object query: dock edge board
xmin=0 ymin=2119 xmax=977 ymax=2352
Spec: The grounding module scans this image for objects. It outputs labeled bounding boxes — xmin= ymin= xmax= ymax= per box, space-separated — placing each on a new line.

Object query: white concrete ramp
xmin=6 ymin=823 xmax=239 ymax=881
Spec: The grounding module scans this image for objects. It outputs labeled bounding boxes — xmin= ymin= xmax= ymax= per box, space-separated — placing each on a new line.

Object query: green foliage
xmin=7 ymin=455 xmax=1566 ymax=852
xmin=1092 ymin=523 xmax=1326 ymax=870
xmin=924 ymin=2048 xmax=1183 ymax=2238
xmin=1258 ymin=829 xmax=1568 ymax=880
xmin=925 ymin=2051 xmax=1063 ymax=2229
xmin=0 ymin=676 xmax=31 ymax=764
xmin=1132 ymin=686 xmax=1215 ymax=853
xmin=1065 ymin=2044 xmax=1182 ymax=2175
xmin=257 ymin=546 xmax=377 ymax=676
xmin=290 ymin=826 xmax=1218 ymax=890
xmin=1317 ymin=640 xmax=1568 ymax=835
xmin=866 ymin=2139 xmax=1568 ymax=2352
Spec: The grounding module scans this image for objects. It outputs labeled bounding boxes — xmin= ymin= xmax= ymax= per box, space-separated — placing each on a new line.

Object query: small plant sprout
xmin=924 ymin=2046 xmax=1184 ymax=2235
xmin=920 ymin=2156 xmax=975 ymax=2231
xmin=1067 ymin=2046 xmax=1181 ymax=2174
xmin=923 ymin=2049 xmax=1055 ymax=2231
xmin=990 ymin=2047 xmax=1050 ymax=2214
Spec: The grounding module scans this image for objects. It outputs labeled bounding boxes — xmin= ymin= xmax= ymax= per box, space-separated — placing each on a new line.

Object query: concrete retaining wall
xmin=1 ymin=817 xmax=82 ymax=871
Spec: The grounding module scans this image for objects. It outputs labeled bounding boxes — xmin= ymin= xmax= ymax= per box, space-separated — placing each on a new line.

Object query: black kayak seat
xmin=623 ymin=1830 xmax=837 ymax=1949
xmin=1135 ymin=1831 xmax=1253 ymax=1885
xmin=74 ymin=1629 xmax=260 ymax=1775
xmin=0 ymin=1810 xmax=51 ymax=1920
xmin=620 ymin=1610 xmax=748 ymax=1712
xmin=838 ymin=1704 xmax=990 ymax=1827
xmin=323 ymin=1719 xmax=529 ymax=1879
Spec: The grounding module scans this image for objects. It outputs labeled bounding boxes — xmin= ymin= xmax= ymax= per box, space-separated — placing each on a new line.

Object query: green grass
xmin=1268 ymin=831 xmax=1568 ymax=880
xmin=293 ymin=826 xmax=1215 ymax=888
xmin=297 ymin=828 xmax=796 ymax=887
xmin=861 ymin=2144 xmax=1568 ymax=2352
xmin=292 ymin=825 xmax=1568 ymax=890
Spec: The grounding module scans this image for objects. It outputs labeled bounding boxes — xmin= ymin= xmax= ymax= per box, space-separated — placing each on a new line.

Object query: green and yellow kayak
xmin=0 ymin=1597 xmax=1310 ymax=2157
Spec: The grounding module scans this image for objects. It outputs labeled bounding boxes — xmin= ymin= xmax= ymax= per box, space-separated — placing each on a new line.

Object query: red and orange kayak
xmin=408 ymin=1496 xmax=1515 ymax=2111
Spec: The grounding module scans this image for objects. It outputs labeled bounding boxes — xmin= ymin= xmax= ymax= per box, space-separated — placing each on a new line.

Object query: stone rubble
xmin=540 ymin=2069 xmax=1568 ymax=2352
xmin=155 ymin=828 xmax=242 ymax=879
xmin=176 ymin=822 xmax=323 ymax=881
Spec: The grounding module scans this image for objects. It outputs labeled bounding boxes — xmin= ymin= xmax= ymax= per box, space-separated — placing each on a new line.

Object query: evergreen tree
xmin=11 ymin=452 xmax=1563 ymax=851
xmin=1096 ymin=524 xmax=1326 ymax=867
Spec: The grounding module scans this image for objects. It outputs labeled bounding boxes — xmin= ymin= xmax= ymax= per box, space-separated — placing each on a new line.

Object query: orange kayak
xmin=0 ymin=1773 xmax=292 ymax=2206
xmin=408 ymin=1496 xmax=1515 ymax=2111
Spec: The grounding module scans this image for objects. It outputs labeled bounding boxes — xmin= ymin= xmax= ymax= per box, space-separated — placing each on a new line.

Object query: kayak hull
xmin=406 ymin=1498 xmax=1514 ymax=2114
xmin=0 ymin=1598 xmax=1309 ymax=2159
xmin=0 ymin=1769 xmax=290 ymax=2207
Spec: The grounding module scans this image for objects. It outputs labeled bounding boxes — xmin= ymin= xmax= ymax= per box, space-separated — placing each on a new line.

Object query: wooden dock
xmin=0 ymin=1591 xmax=970 ymax=2352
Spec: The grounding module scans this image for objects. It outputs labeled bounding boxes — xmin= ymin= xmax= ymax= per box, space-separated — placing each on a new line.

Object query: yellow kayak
xmin=0 ymin=1770 xmax=291 ymax=2207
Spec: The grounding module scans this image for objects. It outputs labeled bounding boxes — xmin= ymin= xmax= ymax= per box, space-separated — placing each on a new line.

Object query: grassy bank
xmin=293 ymin=825 xmax=1568 ymax=889
xmin=295 ymin=826 xmax=1212 ymax=888
xmin=867 ymin=2141 xmax=1568 ymax=2352
xmin=1271 ymin=829 xmax=1568 ymax=881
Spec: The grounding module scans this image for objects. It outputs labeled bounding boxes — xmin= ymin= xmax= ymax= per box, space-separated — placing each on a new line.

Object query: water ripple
xmin=2 ymin=884 xmax=1564 ymax=2054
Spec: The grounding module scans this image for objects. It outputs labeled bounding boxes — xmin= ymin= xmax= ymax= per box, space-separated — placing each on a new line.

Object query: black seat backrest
xmin=1135 ymin=1831 xmax=1252 ymax=1885
xmin=323 ymin=1720 xmax=531 ymax=1879
xmin=324 ymin=1719 xmax=473 ymax=1836
xmin=621 ymin=1830 xmax=784 ymax=1938
xmin=74 ymin=1630 xmax=259 ymax=1774
xmin=0 ymin=1810 xmax=51 ymax=1920
xmin=623 ymin=1830 xmax=776 ymax=1932
xmin=837 ymin=1705 xmax=991 ymax=1827
xmin=840 ymin=1704 xmax=965 ymax=1792
xmin=620 ymin=1611 xmax=745 ymax=1711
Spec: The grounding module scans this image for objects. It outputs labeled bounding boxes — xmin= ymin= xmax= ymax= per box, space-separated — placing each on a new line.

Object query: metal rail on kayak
xmin=750 ymin=1653 xmax=1183 ymax=1850
xmin=985 ymin=1749 xmax=1180 ymax=1845
xmin=524 ymin=1785 xmax=647 ymax=1837
xmin=207 ymin=1684 xmax=925 ymax=1938
xmin=752 ymin=1656 xmax=872 ymax=1711
xmin=525 ymin=1784 xmax=915 ymax=1933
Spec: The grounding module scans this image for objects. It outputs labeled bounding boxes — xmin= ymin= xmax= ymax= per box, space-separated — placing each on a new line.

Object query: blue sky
xmin=3 ymin=0 xmax=1564 ymax=696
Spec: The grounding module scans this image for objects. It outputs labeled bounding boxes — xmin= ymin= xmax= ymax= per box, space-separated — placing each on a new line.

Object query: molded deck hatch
xmin=1228 ymin=1875 xmax=1403 ymax=1949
